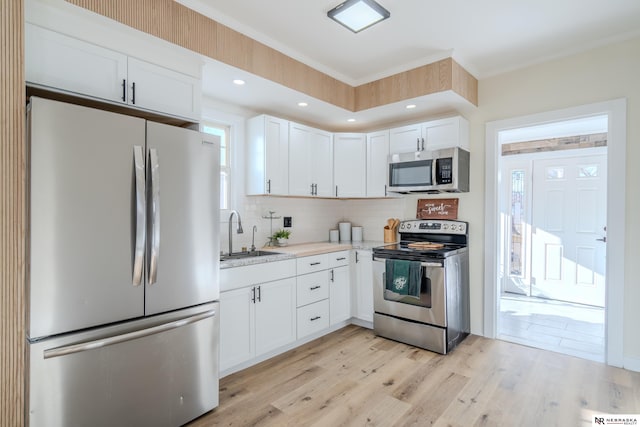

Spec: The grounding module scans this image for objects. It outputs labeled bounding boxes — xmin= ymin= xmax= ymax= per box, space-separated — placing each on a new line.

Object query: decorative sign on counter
xmin=416 ymin=198 xmax=459 ymax=220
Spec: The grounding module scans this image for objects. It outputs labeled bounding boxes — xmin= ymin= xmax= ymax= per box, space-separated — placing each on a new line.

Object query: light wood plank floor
xmin=188 ymin=325 xmax=640 ymax=427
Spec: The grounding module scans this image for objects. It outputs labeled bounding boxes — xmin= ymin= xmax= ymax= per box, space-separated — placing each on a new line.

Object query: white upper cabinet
xmin=25 ymin=24 xmax=201 ymax=121
xmin=246 ymin=115 xmax=289 ymax=196
xmin=366 ymin=130 xmax=390 ymax=197
xmin=389 ymin=116 xmax=470 ymax=154
xmin=423 ymin=116 xmax=470 ymax=151
xmin=289 ymin=122 xmax=333 ymax=197
xmin=26 ymin=23 xmax=127 ymax=104
xmin=334 ymin=133 xmax=366 ymax=198
xmin=127 ymin=57 xmax=200 ymax=120
xmin=389 ymin=123 xmax=423 ymax=154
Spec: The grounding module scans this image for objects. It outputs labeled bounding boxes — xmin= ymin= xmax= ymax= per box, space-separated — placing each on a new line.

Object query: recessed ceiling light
xmin=232 ymin=79 xmax=245 ymax=85
xmin=298 ymin=102 xmax=308 ymax=107
xmin=406 ymin=104 xmax=417 ymax=109
xmin=347 ymin=118 xmax=356 ymax=122
xmin=328 ymin=0 xmax=390 ymax=33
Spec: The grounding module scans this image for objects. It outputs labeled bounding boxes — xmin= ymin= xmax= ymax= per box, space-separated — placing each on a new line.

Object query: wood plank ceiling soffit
xmin=65 ymin=0 xmax=478 ymax=111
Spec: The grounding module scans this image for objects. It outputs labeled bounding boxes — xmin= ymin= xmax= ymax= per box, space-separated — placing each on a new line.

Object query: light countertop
xmin=220 ymin=240 xmax=383 ymax=269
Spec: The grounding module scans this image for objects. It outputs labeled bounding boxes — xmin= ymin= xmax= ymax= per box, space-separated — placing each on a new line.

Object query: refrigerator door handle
xmin=43 ymin=309 xmax=216 ymax=359
xmin=132 ymin=145 xmax=146 ymax=286
xmin=148 ymin=148 xmax=160 ymax=285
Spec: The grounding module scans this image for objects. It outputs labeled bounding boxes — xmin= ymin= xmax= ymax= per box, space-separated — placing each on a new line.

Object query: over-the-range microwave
xmin=388 ymin=147 xmax=470 ymax=193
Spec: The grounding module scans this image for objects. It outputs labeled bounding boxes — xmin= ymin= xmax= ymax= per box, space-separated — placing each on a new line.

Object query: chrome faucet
xmin=251 ymin=225 xmax=257 ymax=252
xmin=228 ymin=210 xmax=243 ymax=255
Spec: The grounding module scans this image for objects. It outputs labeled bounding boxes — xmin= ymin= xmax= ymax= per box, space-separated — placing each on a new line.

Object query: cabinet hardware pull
xmin=421 ymin=137 xmax=425 ymax=151
xmin=310 ymin=262 xmax=321 ymax=266
xmin=310 ymin=183 xmax=314 ymax=195
xmin=131 ymin=81 xmax=136 ymax=104
xmin=416 ymin=138 xmax=420 ymax=152
xmin=335 ymin=186 xmax=338 ymax=197
xmin=251 ymin=287 xmax=256 ymax=303
xmin=267 ymin=179 xmax=271 ymax=194
xmin=336 ymin=257 xmax=346 ymax=261
xmin=355 ymin=252 xmax=359 ymax=263
xmin=121 ymin=79 xmax=126 ymax=102
xmin=330 ymin=270 xmax=334 ymax=282
xmin=310 ymin=285 xmax=321 ymax=290
xmin=257 ymin=285 xmax=261 ymax=302
xmin=310 ymin=316 xmax=321 ymax=321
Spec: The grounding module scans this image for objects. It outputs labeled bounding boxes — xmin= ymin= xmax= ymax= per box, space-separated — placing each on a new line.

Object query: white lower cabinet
xmin=354 ymin=249 xmax=374 ymax=323
xmin=221 ymin=250 xmax=359 ymax=373
xmin=297 ymin=299 xmax=330 ymax=338
xmin=254 ymin=278 xmax=297 ymax=355
xmin=329 ymin=251 xmax=351 ymax=325
xmin=220 ymin=273 xmax=296 ymax=372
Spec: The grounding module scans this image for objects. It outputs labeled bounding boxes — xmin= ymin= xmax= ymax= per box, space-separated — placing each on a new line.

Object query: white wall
xmin=466 ymin=36 xmax=640 ymax=362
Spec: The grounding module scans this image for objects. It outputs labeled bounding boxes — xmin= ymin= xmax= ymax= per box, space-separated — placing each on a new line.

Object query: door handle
xmin=132 ymin=146 xmax=146 ymax=286
xmin=148 ymin=148 xmax=160 ymax=285
xmin=44 ymin=309 xmax=216 ymax=359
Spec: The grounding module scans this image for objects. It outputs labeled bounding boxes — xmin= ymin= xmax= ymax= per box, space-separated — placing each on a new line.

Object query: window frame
xmin=201 ymin=121 xmax=231 ymax=211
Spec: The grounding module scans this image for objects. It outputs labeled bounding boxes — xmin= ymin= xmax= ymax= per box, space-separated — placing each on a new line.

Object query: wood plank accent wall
xmin=501 ymin=132 xmax=608 ymax=156
xmin=0 ymin=0 xmax=26 ymax=425
xmin=64 ymin=0 xmax=478 ymax=111
xmin=65 ymin=0 xmax=356 ymax=111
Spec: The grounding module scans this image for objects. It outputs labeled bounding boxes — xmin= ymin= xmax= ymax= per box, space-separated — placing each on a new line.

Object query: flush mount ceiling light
xmin=232 ymin=79 xmax=245 ymax=85
xmin=327 ymin=0 xmax=390 ymax=33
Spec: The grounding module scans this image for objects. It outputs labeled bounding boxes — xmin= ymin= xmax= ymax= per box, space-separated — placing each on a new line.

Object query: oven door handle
xmin=373 ymin=257 xmax=443 ymax=268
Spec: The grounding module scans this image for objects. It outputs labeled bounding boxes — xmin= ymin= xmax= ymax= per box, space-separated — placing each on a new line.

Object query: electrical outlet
xmin=284 ymin=216 xmax=292 ymax=228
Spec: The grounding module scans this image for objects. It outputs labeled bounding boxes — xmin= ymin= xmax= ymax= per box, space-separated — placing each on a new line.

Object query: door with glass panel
xmin=503 ymin=153 xmax=607 ymax=307
xmin=530 ymin=154 xmax=607 ymax=306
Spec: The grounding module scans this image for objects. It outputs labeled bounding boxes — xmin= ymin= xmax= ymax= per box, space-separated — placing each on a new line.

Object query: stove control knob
xmin=459 ymin=224 xmax=465 ymax=232
xmin=406 ymin=223 xmax=411 ymax=229
xmin=442 ymin=224 xmax=449 ymax=230
xmin=451 ymin=225 xmax=457 ymax=231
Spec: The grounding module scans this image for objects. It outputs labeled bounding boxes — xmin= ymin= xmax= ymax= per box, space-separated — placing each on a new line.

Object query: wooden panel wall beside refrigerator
xmin=1 ymin=0 xmax=26 ymax=425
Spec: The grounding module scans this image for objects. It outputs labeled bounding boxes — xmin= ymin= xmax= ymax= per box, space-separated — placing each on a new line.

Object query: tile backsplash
xmin=219 ymin=196 xmax=409 ymax=253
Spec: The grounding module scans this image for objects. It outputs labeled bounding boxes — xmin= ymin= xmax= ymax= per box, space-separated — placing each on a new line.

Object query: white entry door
xmin=530 ymin=154 xmax=607 ymax=306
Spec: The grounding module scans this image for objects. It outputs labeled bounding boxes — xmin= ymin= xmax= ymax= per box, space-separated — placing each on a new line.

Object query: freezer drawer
xmin=28 ymin=303 xmax=219 ymax=427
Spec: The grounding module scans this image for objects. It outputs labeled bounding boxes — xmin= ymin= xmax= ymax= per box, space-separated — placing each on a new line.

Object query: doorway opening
xmin=484 ymin=99 xmax=626 ymax=367
xmin=497 ymin=115 xmax=609 ymax=362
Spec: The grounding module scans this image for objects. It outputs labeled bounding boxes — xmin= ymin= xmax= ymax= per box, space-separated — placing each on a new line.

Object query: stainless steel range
xmin=372 ymin=219 xmax=469 ymax=354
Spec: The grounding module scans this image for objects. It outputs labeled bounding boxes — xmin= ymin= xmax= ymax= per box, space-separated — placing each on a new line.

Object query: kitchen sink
xmin=219 ymin=250 xmax=281 ymax=262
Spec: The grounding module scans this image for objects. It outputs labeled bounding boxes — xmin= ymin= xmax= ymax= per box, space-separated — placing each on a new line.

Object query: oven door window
xmin=389 ymin=159 xmax=433 ymax=188
xmin=383 ymin=264 xmax=432 ymax=308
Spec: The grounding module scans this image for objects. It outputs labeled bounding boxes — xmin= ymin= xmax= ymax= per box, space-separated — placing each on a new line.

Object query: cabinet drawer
xmin=297 ymin=299 xmax=329 ymax=339
xmin=220 ymin=259 xmax=296 ymax=292
xmin=296 ymin=254 xmax=329 ymax=275
xmin=328 ymin=250 xmax=350 ymax=268
xmin=296 ymin=271 xmax=329 ymax=307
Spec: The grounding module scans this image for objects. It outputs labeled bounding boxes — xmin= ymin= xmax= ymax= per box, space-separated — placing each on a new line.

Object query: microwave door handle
xmin=148 ymin=148 xmax=160 ymax=285
xmin=132 ymin=146 xmax=146 ymax=286
xmin=431 ymin=158 xmax=437 ymax=186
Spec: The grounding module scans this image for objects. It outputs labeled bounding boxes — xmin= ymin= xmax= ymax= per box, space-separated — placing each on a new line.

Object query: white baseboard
xmin=623 ymin=356 xmax=640 ymax=372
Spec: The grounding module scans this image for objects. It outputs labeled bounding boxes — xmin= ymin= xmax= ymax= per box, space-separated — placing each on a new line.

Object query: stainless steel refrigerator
xmin=26 ymin=97 xmax=221 ymax=427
